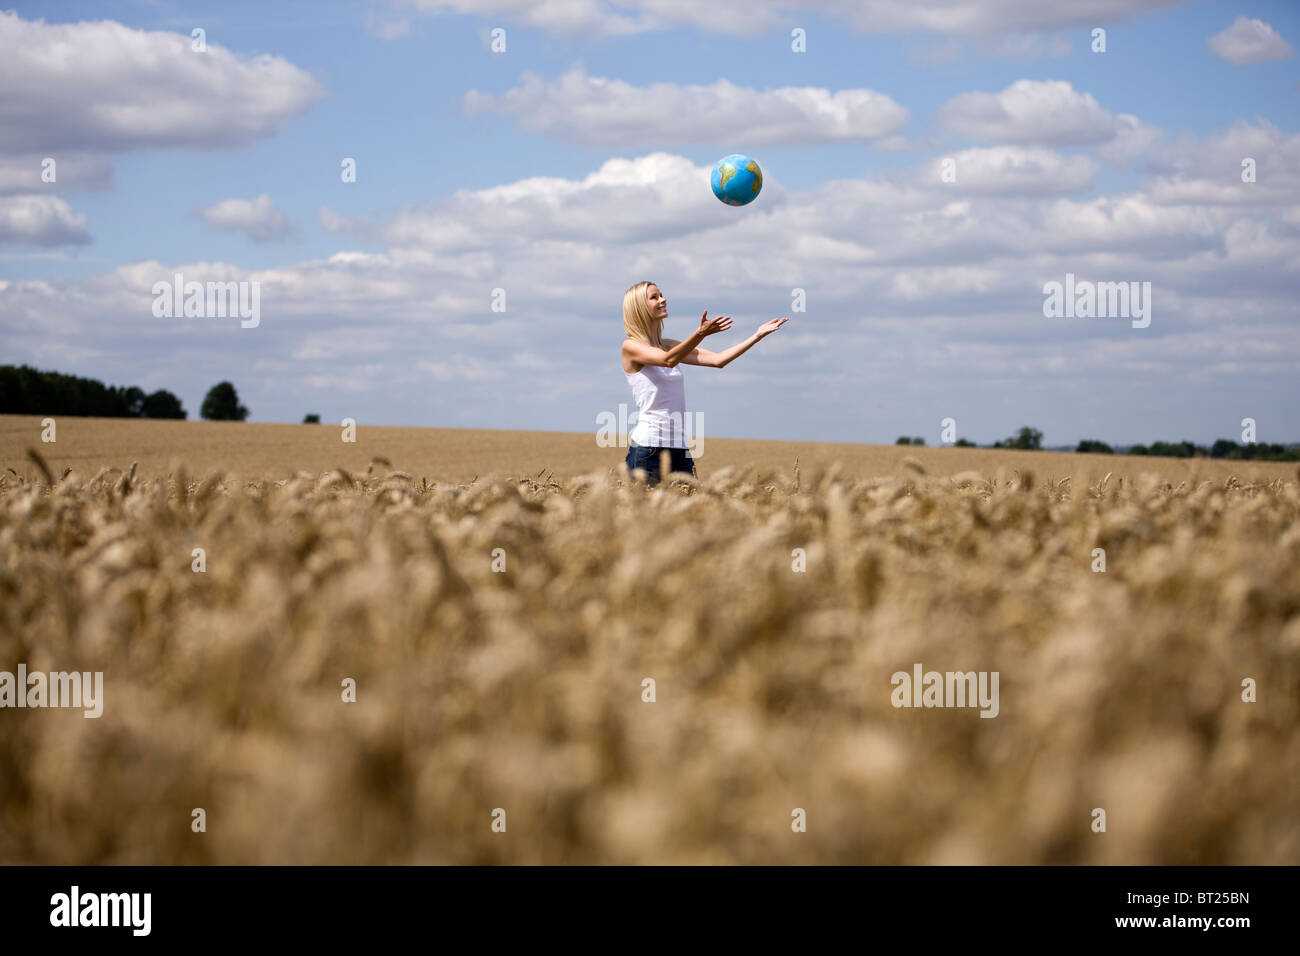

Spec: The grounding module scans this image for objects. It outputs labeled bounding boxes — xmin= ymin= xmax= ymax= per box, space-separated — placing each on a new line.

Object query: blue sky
xmin=1 ymin=0 xmax=1298 ymax=447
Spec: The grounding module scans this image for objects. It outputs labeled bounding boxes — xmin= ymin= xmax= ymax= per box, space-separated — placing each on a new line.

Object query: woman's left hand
xmin=757 ymin=317 xmax=789 ymax=338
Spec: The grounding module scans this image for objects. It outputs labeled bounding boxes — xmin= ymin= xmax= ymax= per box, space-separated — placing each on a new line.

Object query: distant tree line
xmin=0 ymin=366 xmax=264 ymax=423
xmin=895 ymin=423 xmax=1299 ymax=461
xmin=1125 ymin=439 xmax=1299 ymax=461
xmin=897 ymin=436 xmax=976 ymax=447
xmin=901 ymin=427 xmax=1038 ymax=449
xmin=0 ymin=364 xmax=186 ymax=419
xmin=1074 ymin=438 xmax=1298 ymax=460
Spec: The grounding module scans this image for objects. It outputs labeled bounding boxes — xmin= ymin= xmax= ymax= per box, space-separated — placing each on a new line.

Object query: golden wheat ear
xmin=26 ymin=447 xmax=55 ymax=486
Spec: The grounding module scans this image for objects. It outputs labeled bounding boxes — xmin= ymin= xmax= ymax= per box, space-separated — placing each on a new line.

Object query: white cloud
xmin=0 ymin=11 xmax=324 ymax=155
xmin=412 ymin=0 xmax=1186 ymax=38
xmin=1034 ymin=194 xmax=1226 ymax=255
xmin=194 ymin=194 xmax=297 ymax=242
xmin=464 ymin=67 xmax=908 ymax=146
xmin=1144 ymin=120 xmax=1300 ymax=207
xmin=915 ymin=147 xmax=1098 ymax=195
xmin=413 ymin=0 xmax=649 ymax=36
xmin=1096 ymin=115 xmax=1164 ymax=165
xmin=0 ymin=195 xmax=90 ymax=246
xmin=324 ymin=153 xmax=723 ymax=249
xmin=937 ymin=80 xmax=1123 ymax=146
xmin=1208 ymin=17 xmax=1292 ymax=65
xmin=0 ymin=154 xmax=113 ymax=195
xmin=825 ymin=0 xmax=1187 ymax=36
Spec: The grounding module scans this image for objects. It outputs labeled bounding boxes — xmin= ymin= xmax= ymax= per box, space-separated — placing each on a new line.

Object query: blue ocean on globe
xmin=711 ymin=154 xmax=763 ymax=206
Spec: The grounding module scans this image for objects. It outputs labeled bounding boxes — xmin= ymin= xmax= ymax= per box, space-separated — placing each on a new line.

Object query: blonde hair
xmin=622 ymin=280 xmax=662 ymax=346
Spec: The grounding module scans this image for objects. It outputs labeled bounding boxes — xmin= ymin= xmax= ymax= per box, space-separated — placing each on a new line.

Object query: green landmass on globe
xmin=719 ymin=163 xmax=736 ymax=188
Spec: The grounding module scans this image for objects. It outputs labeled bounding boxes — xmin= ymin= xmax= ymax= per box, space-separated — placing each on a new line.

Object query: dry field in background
xmin=4 ymin=413 xmax=1297 ymax=487
xmin=1 ymin=416 xmax=1298 ymax=863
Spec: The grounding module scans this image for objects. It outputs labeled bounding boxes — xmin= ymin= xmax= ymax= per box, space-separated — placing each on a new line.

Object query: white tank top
xmin=625 ymin=359 xmax=689 ymax=448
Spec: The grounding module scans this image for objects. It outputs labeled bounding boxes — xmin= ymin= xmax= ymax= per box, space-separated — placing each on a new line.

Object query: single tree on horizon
xmin=200 ymin=381 xmax=249 ymax=421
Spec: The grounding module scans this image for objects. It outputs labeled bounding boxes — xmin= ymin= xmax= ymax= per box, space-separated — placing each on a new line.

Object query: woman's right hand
xmin=698 ymin=310 xmax=732 ymax=337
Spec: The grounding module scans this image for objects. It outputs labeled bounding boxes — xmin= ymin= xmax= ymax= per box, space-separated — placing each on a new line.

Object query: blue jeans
xmin=625 ymin=441 xmax=696 ymax=487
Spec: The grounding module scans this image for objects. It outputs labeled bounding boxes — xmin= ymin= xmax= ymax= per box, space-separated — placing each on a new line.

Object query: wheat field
xmin=5 ymin=414 xmax=1297 ymax=487
xmin=1 ymin=415 xmax=1297 ymax=864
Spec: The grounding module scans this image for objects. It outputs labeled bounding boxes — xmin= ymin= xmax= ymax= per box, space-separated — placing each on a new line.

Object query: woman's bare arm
xmin=663 ymin=316 xmax=789 ymax=368
xmin=624 ymin=311 xmax=732 ymax=368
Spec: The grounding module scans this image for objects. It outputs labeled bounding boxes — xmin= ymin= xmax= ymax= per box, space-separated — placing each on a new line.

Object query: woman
xmin=621 ymin=280 xmax=788 ymax=486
